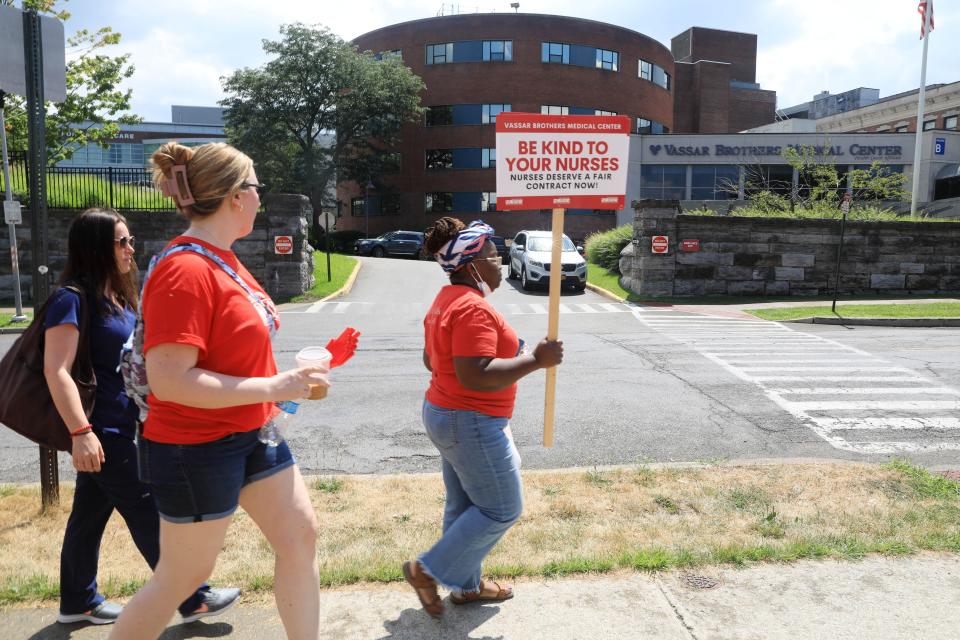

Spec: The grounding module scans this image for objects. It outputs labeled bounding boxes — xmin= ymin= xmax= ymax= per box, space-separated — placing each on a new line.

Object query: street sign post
xmin=496 ymin=112 xmax=630 ymax=446
xmin=832 ymin=192 xmax=853 ymax=313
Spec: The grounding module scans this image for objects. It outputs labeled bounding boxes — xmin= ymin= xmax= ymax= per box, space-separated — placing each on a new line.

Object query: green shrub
xmin=585 ymin=224 xmax=632 ymax=273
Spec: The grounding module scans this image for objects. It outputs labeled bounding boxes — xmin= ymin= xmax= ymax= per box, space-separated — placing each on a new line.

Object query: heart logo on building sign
xmin=650 ymin=145 xmax=661 ymax=156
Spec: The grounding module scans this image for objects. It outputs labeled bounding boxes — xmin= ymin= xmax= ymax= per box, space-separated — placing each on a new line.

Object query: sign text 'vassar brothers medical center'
xmin=496 ymin=113 xmax=630 ymax=210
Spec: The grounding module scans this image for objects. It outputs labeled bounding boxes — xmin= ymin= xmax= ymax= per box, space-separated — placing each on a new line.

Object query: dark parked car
xmin=490 ymin=235 xmax=509 ymax=261
xmin=354 ymin=230 xmax=424 ymax=258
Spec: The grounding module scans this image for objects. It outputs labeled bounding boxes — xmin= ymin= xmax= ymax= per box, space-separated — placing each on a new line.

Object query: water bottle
xmin=258 ymin=400 xmax=299 ymax=447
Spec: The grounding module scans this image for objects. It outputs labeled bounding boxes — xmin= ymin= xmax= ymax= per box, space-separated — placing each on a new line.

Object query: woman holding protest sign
xmin=402 ymin=217 xmax=563 ymax=617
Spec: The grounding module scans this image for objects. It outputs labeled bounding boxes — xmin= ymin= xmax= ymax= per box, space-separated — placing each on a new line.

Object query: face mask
xmin=470 ymin=262 xmax=492 ymax=297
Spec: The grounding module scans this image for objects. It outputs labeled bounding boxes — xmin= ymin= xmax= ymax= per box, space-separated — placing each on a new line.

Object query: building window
xmin=653 ymin=65 xmax=671 ymax=90
xmin=895 ymin=124 xmax=909 ymax=132
xmin=482 ymin=148 xmax=496 ymax=168
xmin=923 ymin=119 xmax=937 ymax=131
xmin=595 ymin=109 xmax=618 ymax=116
xmin=351 ymin=197 xmax=365 ymax=216
xmin=380 ymin=195 xmax=401 ymax=216
xmin=691 ymin=165 xmax=741 ymax=200
xmin=482 ymin=103 xmax=510 ymax=123
xmin=595 ymin=48 xmax=618 ymax=71
xmin=425 ymin=105 xmax=453 ymax=126
xmin=426 ymin=43 xmax=453 ymax=65
xmin=639 ymin=60 xmax=652 ymax=81
xmin=542 ymin=105 xmax=569 ymax=115
xmin=637 ymin=118 xmax=668 ymax=134
xmin=425 ymin=192 xmax=453 ymax=213
xmin=640 ymin=165 xmax=685 ymax=199
xmin=876 ymin=126 xmax=890 ymax=132
xmin=639 ymin=59 xmax=670 ymax=90
xmin=375 ymin=49 xmax=402 ymax=61
xmin=107 ymin=144 xmax=124 ymax=164
xmin=946 ymin=115 xmax=958 ymax=130
xmin=425 ymin=149 xmax=453 ymax=170
xmin=482 ymin=40 xmax=512 ymax=61
xmin=481 ymin=192 xmax=496 ymax=212
xmin=541 ymin=42 xmax=570 ymax=64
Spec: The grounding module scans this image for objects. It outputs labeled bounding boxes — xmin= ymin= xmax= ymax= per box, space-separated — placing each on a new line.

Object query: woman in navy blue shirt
xmin=43 ymin=209 xmax=238 ymax=625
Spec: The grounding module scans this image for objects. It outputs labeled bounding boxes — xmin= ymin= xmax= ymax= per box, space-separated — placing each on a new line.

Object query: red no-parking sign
xmin=274 ymin=236 xmax=293 ymax=255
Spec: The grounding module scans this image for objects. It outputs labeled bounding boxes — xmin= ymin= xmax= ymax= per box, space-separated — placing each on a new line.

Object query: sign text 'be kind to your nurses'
xmin=495 ymin=113 xmax=630 ymax=211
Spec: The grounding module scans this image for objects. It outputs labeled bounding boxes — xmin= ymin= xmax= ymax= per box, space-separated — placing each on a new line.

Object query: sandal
xmin=402 ymin=561 xmax=444 ymax=618
xmin=450 ymin=579 xmax=514 ymax=605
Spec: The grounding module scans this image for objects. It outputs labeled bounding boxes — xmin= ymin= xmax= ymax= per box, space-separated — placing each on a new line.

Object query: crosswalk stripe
xmin=810 ymin=417 xmax=960 ymax=430
xmin=507 ymin=304 xmax=524 ymax=315
xmin=598 ymin=303 xmax=626 ymax=313
xmin=576 ymin=304 xmax=599 ymax=313
xmin=770 ymin=387 xmax=960 ymax=395
xmin=724 ymin=359 xmax=885 ymax=365
xmin=748 ymin=376 xmax=926 ymax=382
xmin=305 ymin=301 xmax=327 ymax=313
xmin=737 ymin=366 xmax=914 ymax=372
xmin=529 ymin=303 xmax=547 ymax=314
xmin=558 ymin=304 xmax=573 ymax=314
xmin=780 ymin=400 xmax=960 ymax=411
xmin=332 ymin=302 xmax=352 ymax=314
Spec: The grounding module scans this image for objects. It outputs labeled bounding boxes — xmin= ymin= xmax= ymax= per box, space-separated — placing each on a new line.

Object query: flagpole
xmin=910 ymin=2 xmax=933 ymax=216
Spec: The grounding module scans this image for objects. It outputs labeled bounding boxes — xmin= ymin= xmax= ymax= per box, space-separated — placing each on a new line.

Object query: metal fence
xmin=2 ymin=150 xmax=176 ymax=211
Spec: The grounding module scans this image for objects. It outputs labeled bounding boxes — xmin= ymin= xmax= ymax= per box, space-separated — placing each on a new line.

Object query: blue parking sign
xmin=934 ymin=137 xmax=946 ymax=155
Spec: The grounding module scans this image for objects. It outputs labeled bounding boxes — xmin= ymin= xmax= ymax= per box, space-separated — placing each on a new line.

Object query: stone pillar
xmin=618 ymin=199 xmax=679 ymax=297
xmin=260 ymin=194 xmax=315 ymax=300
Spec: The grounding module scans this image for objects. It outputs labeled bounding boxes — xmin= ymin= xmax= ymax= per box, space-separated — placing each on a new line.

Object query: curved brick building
xmin=340 ymin=14 xmax=775 ymax=241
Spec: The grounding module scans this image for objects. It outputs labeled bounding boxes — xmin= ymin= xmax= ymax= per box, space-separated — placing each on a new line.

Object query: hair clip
xmin=160 ymin=164 xmax=196 ymax=206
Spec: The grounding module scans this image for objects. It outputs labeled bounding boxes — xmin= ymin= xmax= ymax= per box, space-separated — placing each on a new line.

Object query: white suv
xmin=508 ymin=230 xmax=587 ymax=292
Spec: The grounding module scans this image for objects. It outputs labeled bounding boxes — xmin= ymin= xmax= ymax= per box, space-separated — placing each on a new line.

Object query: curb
xmin=0 ymin=326 xmax=27 ymax=335
xmin=786 ymin=316 xmax=960 ymax=327
xmin=318 ymin=258 xmax=363 ymax=303
xmin=585 ymin=282 xmax=626 ymax=303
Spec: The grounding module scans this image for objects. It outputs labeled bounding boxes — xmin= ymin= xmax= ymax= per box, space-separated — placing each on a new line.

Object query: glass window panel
xmin=595 ymin=109 xmax=617 ymax=116
xmin=639 ymin=60 xmax=652 ymax=81
xmin=945 ymin=115 xmax=958 ymax=130
xmin=923 ymin=119 xmax=937 ymax=130
xmin=425 ymin=149 xmax=453 ymax=170
xmin=596 ymin=48 xmax=618 ymax=71
xmin=426 ymin=105 xmax=453 ymax=126
xmin=637 ymin=118 xmax=652 ymax=134
xmin=482 ymin=103 xmax=510 ymax=123
xmin=481 ymin=192 xmax=496 ymax=212
xmin=425 ymin=192 xmax=453 ymax=213
xmin=542 ymin=105 xmax=569 ymax=115
xmin=482 ymin=148 xmax=496 ymax=168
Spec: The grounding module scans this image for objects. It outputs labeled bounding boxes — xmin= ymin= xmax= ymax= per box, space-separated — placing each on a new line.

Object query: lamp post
xmin=365 ymin=180 xmax=374 ymax=239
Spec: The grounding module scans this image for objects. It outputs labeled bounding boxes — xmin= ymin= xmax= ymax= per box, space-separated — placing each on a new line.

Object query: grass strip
xmin=289 ymin=252 xmax=358 ymax=303
xmin=0 ymin=312 xmax=32 ymax=328
xmin=747 ymin=302 xmax=960 ymax=322
xmin=1 ymin=461 xmax=958 ymax=605
xmin=586 ymin=260 xmax=639 ymax=302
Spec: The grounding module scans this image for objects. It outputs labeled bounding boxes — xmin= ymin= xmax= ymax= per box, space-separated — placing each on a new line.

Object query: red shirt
xmin=424 ymin=285 xmax=520 ymax=418
xmin=142 ymin=237 xmax=279 ymax=444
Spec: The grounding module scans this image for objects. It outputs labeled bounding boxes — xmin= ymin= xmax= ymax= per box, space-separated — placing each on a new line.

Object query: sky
xmin=50 ymin=0 xmax=960 ymax=123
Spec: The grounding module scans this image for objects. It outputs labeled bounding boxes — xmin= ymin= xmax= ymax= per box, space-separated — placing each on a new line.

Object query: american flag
xmin=919 ymin=0 xmax=935 ymax=38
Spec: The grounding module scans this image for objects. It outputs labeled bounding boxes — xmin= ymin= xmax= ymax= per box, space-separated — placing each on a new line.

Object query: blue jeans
xmin=60 ymin=431 xmax=207 ymax=616
xmin=418 ymin=400 xmax=523 ymax=594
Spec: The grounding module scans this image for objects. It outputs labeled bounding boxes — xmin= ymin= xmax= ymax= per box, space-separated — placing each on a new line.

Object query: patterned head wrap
xmin=435 ymin=220 xmax=495 ymax=273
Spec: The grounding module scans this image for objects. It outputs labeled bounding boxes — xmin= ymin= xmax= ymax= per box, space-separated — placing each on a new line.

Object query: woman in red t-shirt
xmin=109 ymin=142 xmax=329 ymax=640
xmin=402 ymin=218 xmax=563 ymax=617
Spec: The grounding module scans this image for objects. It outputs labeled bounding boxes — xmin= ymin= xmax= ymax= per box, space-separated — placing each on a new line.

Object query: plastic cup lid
xmin=296 ymin=346 xmax=332 ymax=364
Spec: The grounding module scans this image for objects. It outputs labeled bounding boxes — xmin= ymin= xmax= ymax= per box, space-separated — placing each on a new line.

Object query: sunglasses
xmin=241 ymin=182 xmax=269 ymax=198
xmin=114 ymin=236 xmax=136 ymax=249
xmin=478 ymin=256 xmax=502 ymax=267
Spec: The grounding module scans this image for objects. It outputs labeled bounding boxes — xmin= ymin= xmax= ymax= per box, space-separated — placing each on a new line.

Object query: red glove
xmin=326 ymin=327 xmax=361 ymax=368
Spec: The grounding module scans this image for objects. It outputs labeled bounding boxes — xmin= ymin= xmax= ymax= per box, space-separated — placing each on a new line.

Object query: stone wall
xmin=0 ymin=193 xmax=314 ymax=303
xmin=620 ymin=200 xmax=960 ymax=297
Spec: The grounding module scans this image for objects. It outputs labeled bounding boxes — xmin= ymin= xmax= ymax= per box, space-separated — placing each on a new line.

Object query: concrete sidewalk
xmin=5 ymin=554 xmax=958 ymax=639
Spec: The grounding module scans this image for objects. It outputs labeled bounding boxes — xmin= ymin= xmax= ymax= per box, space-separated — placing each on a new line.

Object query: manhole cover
xmin=682 ymin=573 xmax=719 ymax=590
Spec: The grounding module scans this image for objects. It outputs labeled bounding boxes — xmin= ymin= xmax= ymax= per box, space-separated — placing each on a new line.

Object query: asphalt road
xmin=1 ymin=255 xmax=958 ymax=482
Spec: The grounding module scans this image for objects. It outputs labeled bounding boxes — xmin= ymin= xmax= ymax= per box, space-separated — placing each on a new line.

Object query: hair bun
xmin=151 ymin=141 xmax=195 ymax=178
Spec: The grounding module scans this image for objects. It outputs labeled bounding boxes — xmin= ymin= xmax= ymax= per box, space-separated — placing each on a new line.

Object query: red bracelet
xmin=70 ymin=425 xmax=93 ymax=437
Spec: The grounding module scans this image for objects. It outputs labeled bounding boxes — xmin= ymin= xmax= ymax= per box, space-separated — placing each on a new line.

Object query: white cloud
xmin=115 ymin=27 xmax=232 ymax=121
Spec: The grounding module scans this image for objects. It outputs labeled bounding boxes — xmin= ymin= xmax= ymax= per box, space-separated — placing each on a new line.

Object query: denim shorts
xmin=137 ymin=429 xmax=295 ymax=523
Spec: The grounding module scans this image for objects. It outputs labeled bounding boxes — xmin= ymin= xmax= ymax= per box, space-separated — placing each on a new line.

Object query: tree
xmin=220 ymin=23 xmax=425 ymax=235
xmin=2 ymin=0 xmax=140 ymax=165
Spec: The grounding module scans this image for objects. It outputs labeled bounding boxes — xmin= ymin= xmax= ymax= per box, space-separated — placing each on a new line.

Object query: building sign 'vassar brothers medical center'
xmin=649 ymin=143 xmax=905 ymax=159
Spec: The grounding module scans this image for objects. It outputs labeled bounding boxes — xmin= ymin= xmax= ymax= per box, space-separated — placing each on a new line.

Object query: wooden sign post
xmin=496 ymin=113 xmax=630 ymax=446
